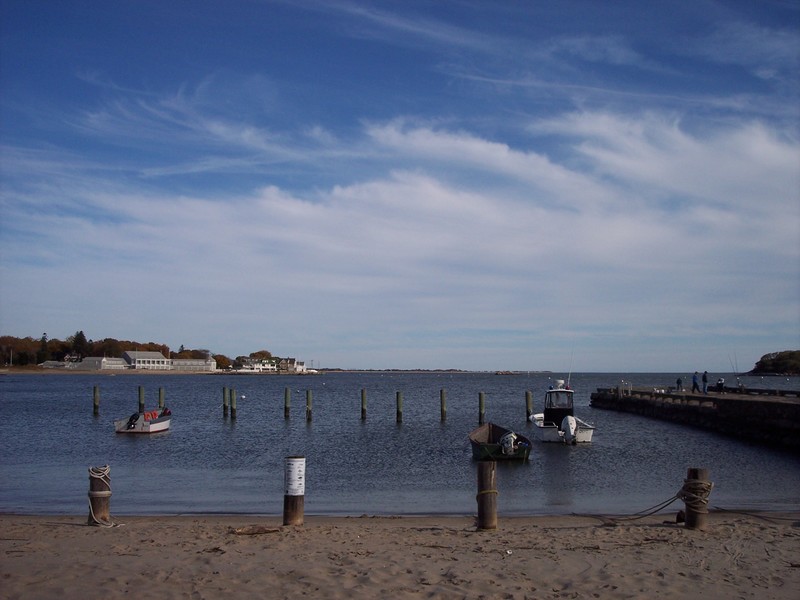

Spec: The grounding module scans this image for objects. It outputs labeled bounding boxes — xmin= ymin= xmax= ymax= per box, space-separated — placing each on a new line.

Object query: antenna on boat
xmin=567 ymin=349 xmax=574 ymax=388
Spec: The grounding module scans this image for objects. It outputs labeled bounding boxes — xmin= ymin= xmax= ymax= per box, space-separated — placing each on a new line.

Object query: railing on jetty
xmin=590 ymin=386 xmax=800 ymax=451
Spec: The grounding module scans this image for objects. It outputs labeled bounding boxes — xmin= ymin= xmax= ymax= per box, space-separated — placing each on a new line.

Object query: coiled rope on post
xmin=678 ymin=476 xmax=714 ymax=514
xmin=88 ymin=465 xmax=116 ymax=528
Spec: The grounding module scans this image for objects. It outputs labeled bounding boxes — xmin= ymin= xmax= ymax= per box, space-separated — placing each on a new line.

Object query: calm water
xmin=1 ymin=372 xmax=798 ymax=516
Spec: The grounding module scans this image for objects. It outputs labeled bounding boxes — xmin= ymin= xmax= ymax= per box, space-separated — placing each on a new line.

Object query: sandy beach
xmin=2 ymin=511 xmax=798 ymax=599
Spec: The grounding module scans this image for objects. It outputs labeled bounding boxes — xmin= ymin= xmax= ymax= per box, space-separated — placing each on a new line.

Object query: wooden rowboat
xmin=114 ymin=408 xmax=171 ymax=434
xmin=469 ymin=422 xmax=531 ymax=461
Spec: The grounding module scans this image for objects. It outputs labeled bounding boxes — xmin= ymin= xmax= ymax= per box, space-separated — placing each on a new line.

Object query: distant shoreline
xmin=1 ymin=367 xmax=796 ymax=376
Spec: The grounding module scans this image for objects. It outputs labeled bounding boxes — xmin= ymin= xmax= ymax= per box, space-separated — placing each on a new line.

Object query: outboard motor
xmin=561 ymin=415 xmax=578 ymax=445
xmin=499 ymin=432 xmax=517 ymax=455
xmin=126 ymin=413 xmax=140 ymax=430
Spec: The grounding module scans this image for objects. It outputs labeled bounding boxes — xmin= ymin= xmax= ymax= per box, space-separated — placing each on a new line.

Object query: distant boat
xmin=115 ymin=408 xmax=171 ymax=434
xmin=468 ymin=422 xmax=531 ymax=461
xmin=529 ymin=380 xmax=594 ymax=444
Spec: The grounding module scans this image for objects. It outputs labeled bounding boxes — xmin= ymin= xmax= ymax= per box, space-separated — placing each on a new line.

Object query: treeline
xmin=748 ymin=350 xmax=800 ymax=375
xmin=0 ymin=332 xmax=269 ymax=371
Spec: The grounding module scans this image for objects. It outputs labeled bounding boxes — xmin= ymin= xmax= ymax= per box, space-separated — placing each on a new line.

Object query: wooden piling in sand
xmin=683 ymin=467 xmax=712 ymax=531
xmin=476 ymin=461 xmax=497 ymax=530
xmin=283 ymin=456 xmax=305 ymax=526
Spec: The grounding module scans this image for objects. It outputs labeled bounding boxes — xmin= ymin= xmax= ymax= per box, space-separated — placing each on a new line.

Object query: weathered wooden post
xmin=284 ymin=387 xmax=291 ymax=419
xmin=361 ymin=388 xmax=367 ymax=420
xmin=478 ymin=392 xmax=485 ymax=425
xmin=440 ymin=389 xmax=447 ymax=422
xmin=222 ymin=387 xmax=229 ymax=417
xmin=138 ymin=386 xmax=145 ymax=413
xmin=93 ymin=386 xmax=100 ymax=416
xmin=476 ymin=461 xmax=497 ymax=530
xmin=396 ymin=391 xmax=403 ymax=423
xmin=305 ymin=390 xmax=312 ymax=422
xmin=87 ymin=465 xmax=113 ymax=527
xmin=682 ymin=467 xmax=712 ymax=530
xmin=158 ymin=387 xmax=165 ymax=409
xmin=525 ymin=390 xmax=533 ymax=421
xmin=283 ymin=456 xmax=305 ymax=526
xmin=230 ymin=388 xmax=237 ymax=420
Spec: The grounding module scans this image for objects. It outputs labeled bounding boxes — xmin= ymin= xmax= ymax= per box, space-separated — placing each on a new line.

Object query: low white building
xmin=123 ymin=351 xmax=171 ymax=370
xmin=236 ymin=358 xmax=277 ymax=373
xmin=74 ymin=357 xmax=128 ymax=370
xmin=173 ymin=357 xmax=216 ymax=372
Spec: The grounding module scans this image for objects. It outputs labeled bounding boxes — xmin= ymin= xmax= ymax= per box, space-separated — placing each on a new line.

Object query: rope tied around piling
xmin=88 ymin=465 xmax=116 ymax=528
xmin=678 ymin=477 xmax=714 ymax=514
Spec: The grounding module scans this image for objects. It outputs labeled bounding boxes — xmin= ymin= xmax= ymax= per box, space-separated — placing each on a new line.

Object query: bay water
xmin=1 ymin=372 xmax=798 ymax=516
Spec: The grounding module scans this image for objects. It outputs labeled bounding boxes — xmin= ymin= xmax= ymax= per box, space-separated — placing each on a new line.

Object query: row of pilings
xmin=590 ymin=386 xmax=800 ymax=452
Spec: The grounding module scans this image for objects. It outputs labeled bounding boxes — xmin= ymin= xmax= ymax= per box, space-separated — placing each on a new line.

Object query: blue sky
xmin=1 ymin=0 xmax=798 ymax=372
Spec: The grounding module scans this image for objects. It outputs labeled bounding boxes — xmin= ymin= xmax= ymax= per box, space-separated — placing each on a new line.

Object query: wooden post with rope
xmin=683 ymin=467 xmax=712 ymax=530
xmin=476 ymin=461 xmax=497 ymax=530
xmin=87 ymin=465 xmax=113 ymax=527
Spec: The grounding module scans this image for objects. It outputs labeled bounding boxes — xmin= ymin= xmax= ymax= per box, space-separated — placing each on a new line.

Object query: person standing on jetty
xmin=676 ymin=376 xmax=683 ymax=392
xmin=691 ymin=372 xmax=700 ymax=393
xmin=702 ymin=371 xmax=709 ymax=394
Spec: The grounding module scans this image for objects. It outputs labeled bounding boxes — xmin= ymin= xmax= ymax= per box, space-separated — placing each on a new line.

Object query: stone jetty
xmin=590 ymin=385 xmax=800 ymax=451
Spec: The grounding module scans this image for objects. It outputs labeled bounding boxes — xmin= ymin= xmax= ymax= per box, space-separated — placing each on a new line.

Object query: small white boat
xmin=115 ymin=408 xmax=171 ymax=434
xmin=529 ymin=380 xmax=594 ymax=444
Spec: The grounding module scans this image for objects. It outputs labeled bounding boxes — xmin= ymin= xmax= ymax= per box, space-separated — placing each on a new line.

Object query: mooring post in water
xmin=306 ymin=390 xmax=312 ymax=422
xmin=476 ymin=461 xmax=497 ymax=530
xmin=138 ymin=386 xmax=145 ymax=413
xmin=361 ymin=388 xmax=367 ymax=420
xmin=284 ymin=387 xmax=291 ymax=419
xmin=222 ymin=387 xmax=229 ymax=417
xmin=683 ymin=467 xmax=712 ymax=531
xmin=93 ymin=386 xmax=100 ymax=416
xmin=158 ymin=387 xmax=165 ymax=409
xmin=230 ymin=388 xmax=237 ymax=420
xmin=87 ymin=465 xmax=113 ymax=527
xmin=283 ymin=456 xmax=306 ymax=526
xmin=440 ymin=388 xmax=447 ymax=422
xmin=478 ymin=392 xmax=485 ymax=425
xmin=525 ymin=390 xmax=533 ymax=421
xmin=396 ymin=391 xmax=403 ymax=423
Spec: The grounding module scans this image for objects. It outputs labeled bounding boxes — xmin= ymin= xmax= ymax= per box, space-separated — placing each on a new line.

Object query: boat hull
xmin=114 ymin=411 xmax=171 ymax=434
xmin=532 ymin=414 xmax=594 ymax=443
xmin=468 ymin=422 xmax=532 ymax=461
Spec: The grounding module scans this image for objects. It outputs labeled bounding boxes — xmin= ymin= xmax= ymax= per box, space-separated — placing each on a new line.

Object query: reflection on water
xmin=0 ymin=372 xmax=798 ymax=516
